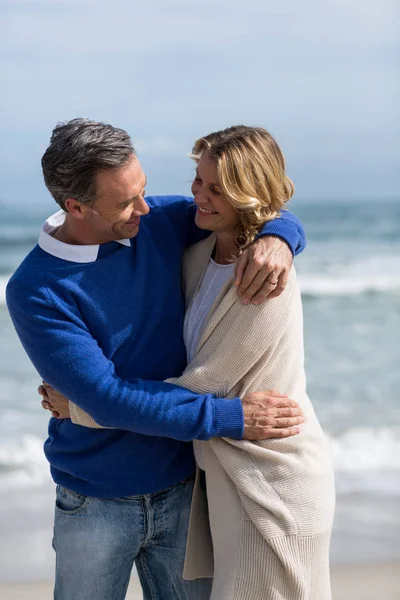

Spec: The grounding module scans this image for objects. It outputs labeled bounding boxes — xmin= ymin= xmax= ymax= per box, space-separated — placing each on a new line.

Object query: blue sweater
xmin=6 ymin=196 xmax=306 ymax=497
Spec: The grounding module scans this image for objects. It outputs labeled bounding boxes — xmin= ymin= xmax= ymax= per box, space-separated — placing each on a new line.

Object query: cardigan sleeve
xmin=166 ymin=271 xmax=296 ymax=396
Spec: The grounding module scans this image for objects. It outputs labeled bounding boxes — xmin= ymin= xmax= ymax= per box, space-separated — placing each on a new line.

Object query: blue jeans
xmin=53 ymin=475 xmax=212 ymax=600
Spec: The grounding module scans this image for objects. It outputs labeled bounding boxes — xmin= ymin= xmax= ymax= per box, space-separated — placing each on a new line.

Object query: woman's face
xmin=191 ymin=151 xmax=240 ymax=234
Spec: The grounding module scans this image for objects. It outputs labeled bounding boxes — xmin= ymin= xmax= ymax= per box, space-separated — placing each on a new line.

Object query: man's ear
xmin=64 ymin=198 xmax=86 ymax=219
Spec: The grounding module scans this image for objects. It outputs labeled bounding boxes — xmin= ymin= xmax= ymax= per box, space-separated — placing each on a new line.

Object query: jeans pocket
xmin=55 ymin=485 xmax=91 ymax=515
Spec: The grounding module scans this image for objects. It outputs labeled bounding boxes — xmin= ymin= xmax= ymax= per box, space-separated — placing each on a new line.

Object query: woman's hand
xmin=234 ymin=236 xmax=292 ymax=304
xmin=39 ymin=382 xmax=71 ymax=419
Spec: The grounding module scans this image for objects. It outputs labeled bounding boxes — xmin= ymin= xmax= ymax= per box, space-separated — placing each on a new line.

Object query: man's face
xmin=83 ymin=155 xmax=150 ymax=242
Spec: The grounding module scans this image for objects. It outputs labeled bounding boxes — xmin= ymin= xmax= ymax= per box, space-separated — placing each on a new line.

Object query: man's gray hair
xmin=41 ymin=118 xmax=136 ymax=210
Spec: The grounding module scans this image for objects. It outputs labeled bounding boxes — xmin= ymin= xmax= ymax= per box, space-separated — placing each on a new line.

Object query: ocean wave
xmin=329 ymin=426 xmax=400 ymax=471
xmin=0 ymin=435 xmax=49 ymax=489
xmin=0 ymin=276 xmax=9 ymax=307
xmin=0 ymin=427 xmax=399 ymax=495
xmin=298 ymin=253 xmax=400 ymax=296
xmin=299 ymin=273 xmax=400 ymax=296
xmin=328 ymin=427 xmax=400 ymax=496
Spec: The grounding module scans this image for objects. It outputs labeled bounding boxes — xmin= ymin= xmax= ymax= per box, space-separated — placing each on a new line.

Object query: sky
xmin=1 ymin=0 xmax=399 ymax=210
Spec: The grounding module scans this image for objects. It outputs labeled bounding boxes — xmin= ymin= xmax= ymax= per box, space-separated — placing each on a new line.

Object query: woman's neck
xmin=213 ymin=232 xmax=238 ymax=265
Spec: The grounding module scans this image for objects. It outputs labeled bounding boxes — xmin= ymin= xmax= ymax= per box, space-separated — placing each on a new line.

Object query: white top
xmin=184 ymin=257 xmax=235 ymax=470
xmin=184 ymin=258 xmax=235 ymax=363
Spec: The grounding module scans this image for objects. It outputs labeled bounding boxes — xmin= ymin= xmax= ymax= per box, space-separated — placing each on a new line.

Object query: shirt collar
xmin=38 ymin=210 xmax=131 ymax=263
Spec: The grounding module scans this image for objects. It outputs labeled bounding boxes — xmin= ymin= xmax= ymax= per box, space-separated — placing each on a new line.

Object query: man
xmin=6 ymin=118 xmax=306 ymax=600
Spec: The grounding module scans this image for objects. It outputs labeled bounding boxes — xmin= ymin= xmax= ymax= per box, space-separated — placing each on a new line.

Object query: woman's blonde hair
xmin=190 ymin=125 xmax=294 ymax=251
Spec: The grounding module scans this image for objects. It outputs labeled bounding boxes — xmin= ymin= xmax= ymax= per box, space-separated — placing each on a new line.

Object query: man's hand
xmin=39 ymin=382 xmax=70 ymax=419
xmin=241 ymin=390 xmax=304 ymax=440
xmin=234 ymin=236 xmax=293 ymax=305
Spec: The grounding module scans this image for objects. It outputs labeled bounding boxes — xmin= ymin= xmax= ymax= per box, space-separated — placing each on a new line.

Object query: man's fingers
xmin=265 ymin=427 xmax=301 ymax=438
xmin=234 ymin=253 xmax=249 ymax=287
xmin=238 ymin=266 xmax=276 ymax=304
xmin=272 ymin=416 xmax=304 ymax=428
xmin=253 ymin=413 xmax=304 ymax=427
xmin=268 ymin=407 xmax=303 ymax=418
xmin=236 ymin=259 xmax=266 ymax=298
xmin=266 ymin=389 xmax=290 ymax=398
xmin=250 ymin=269 xmax=280 ymax=304
xmin=270 ymin=400 xmax=300 ymax=409
xmin=244 ymin=426 xmax=301 ymax=440
xmin=268 ymin=269 xmax=289 ymax=300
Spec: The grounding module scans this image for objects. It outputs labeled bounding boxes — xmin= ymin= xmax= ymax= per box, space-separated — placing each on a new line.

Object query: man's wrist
xmin=210 ymin=397 xmax=244 ymax=439
xmin=256 ymin=226 xmax=296 ymax=256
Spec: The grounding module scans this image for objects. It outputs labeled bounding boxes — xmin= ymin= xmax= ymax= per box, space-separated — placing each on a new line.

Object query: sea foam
xmin=299 ymin=273 xmax=400 ymax=296
xmin=0 ymin=276 xmax=9 ymax=307
xmin=0 ymin=427 xmax=399 ymax=495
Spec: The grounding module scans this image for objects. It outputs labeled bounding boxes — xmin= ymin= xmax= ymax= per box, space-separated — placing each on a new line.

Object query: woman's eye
xmin=194 ymin=177 xmax=202 ymax=183
xmin=210 ymin=188 xmax=220 ymax=196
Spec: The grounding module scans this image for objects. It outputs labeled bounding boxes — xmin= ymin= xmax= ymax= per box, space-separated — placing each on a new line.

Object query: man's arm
xmin=171 ymin=196 xmax=306 ymax=302
xmin=6 ymin=281 xmax=243 ymax=442
xmin=175 ymin=196 xmax=306 ymax=256
xmin=257 ymin=209 xmax=306 ymax=255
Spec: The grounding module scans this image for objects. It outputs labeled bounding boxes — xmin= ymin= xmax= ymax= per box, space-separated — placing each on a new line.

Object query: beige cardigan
xmin=70 ymin=234 xmax=335 ymax=600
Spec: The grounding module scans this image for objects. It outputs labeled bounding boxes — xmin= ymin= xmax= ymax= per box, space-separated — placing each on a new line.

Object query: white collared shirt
xmin=38 ymin=210 xmax=131 ymax=263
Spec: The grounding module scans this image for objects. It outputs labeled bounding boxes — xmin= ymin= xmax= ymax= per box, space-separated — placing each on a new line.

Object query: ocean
xmin=0 ymin=199 xmax=399 ymax=581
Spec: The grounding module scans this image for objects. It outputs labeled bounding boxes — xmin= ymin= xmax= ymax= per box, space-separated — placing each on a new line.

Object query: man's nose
xmin=132 ymin=196 xmax=150 ymax=216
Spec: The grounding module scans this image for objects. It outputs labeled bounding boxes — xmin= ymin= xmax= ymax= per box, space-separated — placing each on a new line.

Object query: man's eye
xmin=194 ymin=177 xmax=202 ymax=183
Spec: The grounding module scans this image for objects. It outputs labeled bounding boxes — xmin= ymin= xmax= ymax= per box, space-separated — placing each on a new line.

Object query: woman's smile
xmin=197 ymin=205 xmax=218 ymax=216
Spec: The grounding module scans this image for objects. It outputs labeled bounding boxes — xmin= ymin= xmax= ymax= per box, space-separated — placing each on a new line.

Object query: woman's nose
xmin=194 ymin=187 xmax=207 ymax=204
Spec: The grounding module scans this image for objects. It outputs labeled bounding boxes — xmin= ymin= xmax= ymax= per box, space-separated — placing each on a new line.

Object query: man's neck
xmin=52 ymin=214 xmax=106 ymax=246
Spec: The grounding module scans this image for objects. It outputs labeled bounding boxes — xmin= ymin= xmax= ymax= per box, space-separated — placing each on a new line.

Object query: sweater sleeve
xmin=166 ymin=196 xmax=306 ymax=255
xmin=256 ymin=210 xmax=306 ymax=256
xmin=6 ymin=281 xmax=244 ymax=441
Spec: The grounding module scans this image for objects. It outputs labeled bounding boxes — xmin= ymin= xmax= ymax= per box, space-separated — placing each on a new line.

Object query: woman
xmin=44 ymin=126 xmax=335 ymax=599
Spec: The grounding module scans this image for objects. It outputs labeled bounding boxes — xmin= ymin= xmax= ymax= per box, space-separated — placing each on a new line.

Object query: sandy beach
xmin=1 ymin=563 xmax=398 ymax=600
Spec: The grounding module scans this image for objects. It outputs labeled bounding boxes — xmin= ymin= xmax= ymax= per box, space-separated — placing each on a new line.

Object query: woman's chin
xmin=195 ymin=214 xmax=216 ymax=231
